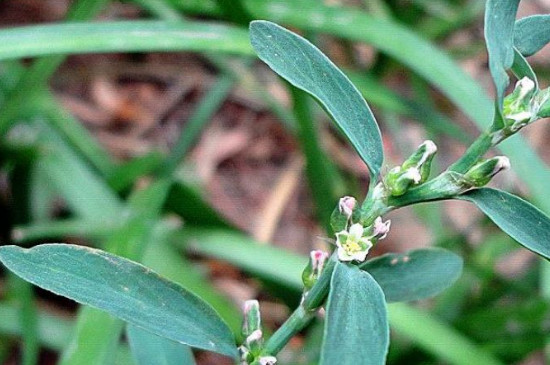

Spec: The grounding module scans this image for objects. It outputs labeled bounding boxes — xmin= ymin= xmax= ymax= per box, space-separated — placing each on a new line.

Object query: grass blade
xmin=0 ymin=21 xmax=253 ymax=61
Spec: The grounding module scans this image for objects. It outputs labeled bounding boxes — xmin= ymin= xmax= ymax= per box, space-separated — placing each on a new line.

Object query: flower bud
xmin=371 ymin=216 xmax=391 ymax=240
xmin=504 ymin=77 xmax=537 ymax=130
xmin=242 ymin=300 xmax=261 ymax=338
xmin=330 ymin=196 xmax=357 ymax=233
xmin=302 ymin=250 xmax=329 ymax=290
xmin=385 ymin=141 xmax=437 ymax=196
xmin=258 ymin=356 xmax=277 ymax=365
xmin=385 ymin=166 xmax=421 ymax=196
xmin=402 ymin=140 xmax=438 ymax=183
xmin=464 ymin=156 xmax=510 ymax=187
xmin=245 ymin=329 xmax=263 ymax=353
xmin=338 ymin=196 xmax=357 ymax=219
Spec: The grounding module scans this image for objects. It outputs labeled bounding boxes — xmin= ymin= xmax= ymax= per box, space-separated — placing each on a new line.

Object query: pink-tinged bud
xmin=245 ymin=329 xmax=263 ymax=353
xmin=302 ymin=250 xmax=329 ymax=290
xmin=338 ymin=196 xmax=357 ymax=218
xmin=259 ymin=356 xmax=277 ymax=365
xmin=311 ymin=250 xmax=329 ymax=274
xmin=372 ymin=216 xmax=391 ymax=240
xmin=242 ymin=300 xmax=261 ymax=337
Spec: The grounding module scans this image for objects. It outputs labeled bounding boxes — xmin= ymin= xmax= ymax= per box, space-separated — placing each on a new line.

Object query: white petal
xmin=259 ymin=356 xmax=277 ymax=365
xmin=348 ymin=223 xmax=364 ymax=240
xmin=352 ymin=249 xmax=369 ymax=262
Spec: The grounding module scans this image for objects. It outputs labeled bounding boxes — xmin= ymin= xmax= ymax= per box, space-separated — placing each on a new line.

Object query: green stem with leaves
xmin=260 ymin=121 xmax=500 ymax=358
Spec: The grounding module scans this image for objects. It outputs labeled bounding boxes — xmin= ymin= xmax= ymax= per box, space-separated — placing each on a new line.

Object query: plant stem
xmin=447 ymin=130 xmax=494 ymax=173
xmin=262 ymin=306 xmax=316 ymax=355
xmin=261 ymin=258 xmax=335 ymax=356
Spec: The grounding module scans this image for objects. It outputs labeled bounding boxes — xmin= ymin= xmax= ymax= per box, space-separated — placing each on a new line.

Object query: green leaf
xmin=321 ymin=262 xmax=389 ymax=365
xmin=0 ymin=21 xmax=253 ymax=61
xmin=511 ymin=48 xmax=538 ymax=88
xmin=0 ymin=244 xmax=236 ymax=357
xmin=514 ymin=14 xmax=550 ymax=57
xmin=458 ymin=188 xmax=550 ymax=260
xmin=173 ymin=0 xmax=550 ymax=230
xmin=484 ymin=0 xmax=520 ymax=108
xmin=127 ymin=325 xmax=196 ymax=365
xmin=359 ymin=248 xmax=463 ymax=302
xmin=249 ymin=20 xmax=383 ymax=177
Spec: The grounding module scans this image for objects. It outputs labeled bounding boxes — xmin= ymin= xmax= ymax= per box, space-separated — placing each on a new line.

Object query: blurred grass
xmin=0 ymin=0 xmax=549 ymax=364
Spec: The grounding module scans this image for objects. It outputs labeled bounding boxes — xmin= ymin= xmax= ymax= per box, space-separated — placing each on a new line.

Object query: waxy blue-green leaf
xmin=484 ymin=0 xmax=520 ymax=109
xmin=511 ymin=48 xmax=538 ymax=88
xmin=458 ymin=188 xmax=550 ymax=260
xmin=0 ymin=244 xmax=236 ymax=357
xmin=359 ymin=248 xmax=463 ymax=302
xmin=249 ymin=20 xmax=383 ymax=177
xmin=514 ymin=15 xmax=550 ymax=57
xmin=320 ymin=262 xmax=389 ymax=365
xmin=127 ymin=325 xmax=196 ymax=365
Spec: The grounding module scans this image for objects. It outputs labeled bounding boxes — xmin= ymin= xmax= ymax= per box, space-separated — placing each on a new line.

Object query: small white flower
xmin=372 ymin=217 xmax=391 ymax=240
xmin=335 ymin=223 xmax=373 ymax=262
xmin=259 ymin=356 xmax=277 ymax=365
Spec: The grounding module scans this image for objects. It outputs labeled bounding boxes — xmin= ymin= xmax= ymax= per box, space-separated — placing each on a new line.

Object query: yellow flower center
xmin=343 ymin=239 xmax=362 ymax=254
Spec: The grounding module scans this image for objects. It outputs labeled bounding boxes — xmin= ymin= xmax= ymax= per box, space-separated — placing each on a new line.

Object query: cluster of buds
xmin=384 ymin=140 xmax=437 ymax=196
xmin=464 ymin=156 xmax=510 ymax=187
xmin=334 ymin=217 xmax=390 ymax=262
xmin=503 ymin=77 xmax=550 ymax=133
xmin=239 ymin=300 xmax=277 ymax=365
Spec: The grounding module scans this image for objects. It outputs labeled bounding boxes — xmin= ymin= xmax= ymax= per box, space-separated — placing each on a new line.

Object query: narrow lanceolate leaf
xmin=0 ymin=21 xmax=253 ymax=61
xmin=511 ymin=48 xmax=538 ymax=88
xmin=127 ymin=325 xmax=196 ymax=365
xmin=484 ymin=0 xmax=520 ymax=109
xmin=321 ymin=262 xmax=389 ymax=365
xmin=359 ymin=248 xmax=463 ymax=302
xmin=514 ymin=15 xmax=550 ymax=57
xmin=250 ymin=20 xmax=383 ymax=177
xmin=458 ymin=188 xmax=550 ymax=260
xmin=0 ymin=244 xmax=236 ymax=357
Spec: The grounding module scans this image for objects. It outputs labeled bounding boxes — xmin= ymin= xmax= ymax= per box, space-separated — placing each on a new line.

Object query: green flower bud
xmin=464 ymin=156 xmax=510 ymax=187
xmin=402 ymin=140 xmax=438 ymax=183
xmin=242 ymin=300 xmax=261 ymax=338
xmin=384 ymin=141 xmax=437 ymax=196
xmin=384 ymin=166 xmax=421 ymax=196
xmin=245 ymin=329 xmax=263 ymax=354
xmin=503 ymin=77 xmax=537 ymax=131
